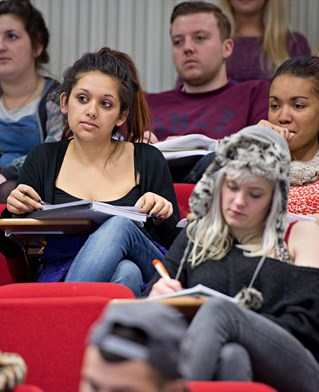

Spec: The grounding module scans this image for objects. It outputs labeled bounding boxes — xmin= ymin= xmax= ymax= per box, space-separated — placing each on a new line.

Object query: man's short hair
xmin=87 ymin=302 xmax=188 ymax=380
xmin=170 ymin=1 xmax=231 ymax=41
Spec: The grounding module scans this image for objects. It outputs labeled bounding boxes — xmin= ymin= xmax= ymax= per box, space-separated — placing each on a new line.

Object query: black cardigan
xmin=2 ymin=140 xmax=180 ymax=249
xmin=144 ymin=229 xmax=319 ymax=362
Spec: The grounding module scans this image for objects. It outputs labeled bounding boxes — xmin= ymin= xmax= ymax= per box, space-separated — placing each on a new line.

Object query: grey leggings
xmin=180 ymin=298 xmax=319 ymax=392
xmin=215 ymin=342 xmax=252 ymax=381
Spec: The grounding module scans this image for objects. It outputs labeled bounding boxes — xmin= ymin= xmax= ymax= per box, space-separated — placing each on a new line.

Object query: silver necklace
xmin=1 ymin=77 xmax=41 ymax=111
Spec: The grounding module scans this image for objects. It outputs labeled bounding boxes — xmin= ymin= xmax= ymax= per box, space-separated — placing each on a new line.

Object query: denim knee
xmin=111 ymin=260 xmax=143 ymax=297
xmin=102 ymin=216 xmax=136 ymax=232
xmin=90 ymin=216 xmax=137 ymax=241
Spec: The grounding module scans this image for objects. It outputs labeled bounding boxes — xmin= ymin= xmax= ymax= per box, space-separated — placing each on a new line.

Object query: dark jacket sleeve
xmin=16 ymin=145 xmax=48 ymax=196
xmin=0 ymin=145 xmax=44 ymax=255
xmin=260 ymin=270 xmax=319 ymax=363
xmin=16 ymin=140 xmax=68 ymax=204
xmin=1 ymin=141 xmax=68 ymax=219
xmin=137 ymin=143 xmax=180 ymax=249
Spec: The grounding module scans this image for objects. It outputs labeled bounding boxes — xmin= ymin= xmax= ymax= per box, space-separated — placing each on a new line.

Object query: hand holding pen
xmin=153 ymin=259 xmax=171 ymax=280
xmin=148 ymin=259 xmax=183 ymax=297
xmin=19 ymin=189 xmax=50 ymax=206
xmin=6 ymin=184 xmax=49 ymax=215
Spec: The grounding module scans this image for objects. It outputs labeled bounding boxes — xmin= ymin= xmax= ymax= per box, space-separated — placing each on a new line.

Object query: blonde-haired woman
xmin=219 ymin=0 xmax=311 ymax=82
xmin=145 ymin=126 xmax=319 ymax=391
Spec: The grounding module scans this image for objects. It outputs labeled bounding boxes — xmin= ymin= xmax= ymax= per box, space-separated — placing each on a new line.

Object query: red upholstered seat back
xmin=13 ymin=384 xmax=45 ymax=392
xmin=13 ymin=386 xmax=45 ymax=392
xmin=188 ymin=381 xmax=277 ymax=391
xmin=0 ymin=204 xmax=29 ymax=285
xmin=0 ymin=253 xmax=28 ymax=285
xmin=173 ymin=183 xmax=195 ymax=218
xmin=0 ymin=281 xmax=134 ymax=298
xmin=0 ymin=283 xmax=135 ymax=392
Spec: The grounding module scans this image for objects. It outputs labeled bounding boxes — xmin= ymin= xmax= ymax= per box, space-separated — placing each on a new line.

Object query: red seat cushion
xmin=0 ymin=282 xmax=135 ymax=299
xmin=173 ymin=183 xmax=195 ymax=218
xmin=14 ymin=386 xmax=45 ymax=392
xmin=188 ymin=381 xmax=277 ymax=391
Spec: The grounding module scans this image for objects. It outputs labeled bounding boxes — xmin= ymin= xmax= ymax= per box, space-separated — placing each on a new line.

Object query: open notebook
xmin=25 ymin=200 xmax=147 ymax=227
xmin=145 ymin=284 xmax=236 ymax=302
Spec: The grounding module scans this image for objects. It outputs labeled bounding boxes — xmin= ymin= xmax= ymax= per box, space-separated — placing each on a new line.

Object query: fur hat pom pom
xmin=235 ymin=287 xmax=264 ymax=311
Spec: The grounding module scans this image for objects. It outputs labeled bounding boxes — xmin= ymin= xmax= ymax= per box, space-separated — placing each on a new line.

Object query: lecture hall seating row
xmin=1 ymin=185 xmax=277 ymax=391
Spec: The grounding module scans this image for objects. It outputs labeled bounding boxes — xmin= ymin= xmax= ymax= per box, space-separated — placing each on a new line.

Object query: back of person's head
xmin=0 ymin=351 xmax=27 ymax=390
xmin=271 ymin=55 xmax=319 ymax=97
xmin=185 ymin=125 xmax=290 ymax=265
xmin=219 ymin=0 xmax=290 ymax=73
xmin=88 ymin=302 xmax=187 ymax=381
xmin=170 ymin=1 xmax=231 ymax=41
xmin=0 ymin=0 xmax=49 ymax=66
xmin=61 ymin=47 xmax=150 ymax=142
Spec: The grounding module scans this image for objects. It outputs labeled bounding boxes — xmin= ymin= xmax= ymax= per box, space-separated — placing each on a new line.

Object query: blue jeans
xmin=180 ymin=298 xmax=319 ymax=392
xmin=64 ymin=216 xmax=163 ymax=297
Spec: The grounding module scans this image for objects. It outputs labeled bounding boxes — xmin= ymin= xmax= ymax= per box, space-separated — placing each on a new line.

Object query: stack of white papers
xmin=154 ymin=134 xmax=218 ymax=160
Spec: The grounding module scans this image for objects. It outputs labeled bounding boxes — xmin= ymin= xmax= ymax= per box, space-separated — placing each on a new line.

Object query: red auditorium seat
xmin=13 ymin=386 xmax=45 ymax=392
xmin=188 ymin=381 xmax=277 ymax=391
xmin=12 ymin=380 xmax=278 ymax=391
xmin=173 ymin=183 xmax=195 ymax=218
xmin=0 ymin=282 xmax=135 ymax=392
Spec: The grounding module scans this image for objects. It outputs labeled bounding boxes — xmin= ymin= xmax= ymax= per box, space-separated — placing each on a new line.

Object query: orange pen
xmin=152 ymin=259 xmax=171 ymax=280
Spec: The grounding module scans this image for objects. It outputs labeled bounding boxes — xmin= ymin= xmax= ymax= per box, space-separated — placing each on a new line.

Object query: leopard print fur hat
xmin=189 ymin=125 xmax=291 ymax=237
